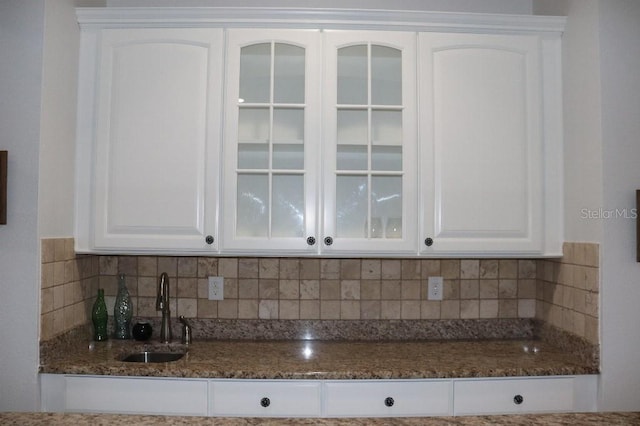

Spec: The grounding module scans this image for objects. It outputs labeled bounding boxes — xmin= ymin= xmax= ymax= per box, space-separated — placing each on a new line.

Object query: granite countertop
xmin=2 ymin=412 xmax=640 ymax=425
xmin=40 ymin=337 xmax=597 ymax=379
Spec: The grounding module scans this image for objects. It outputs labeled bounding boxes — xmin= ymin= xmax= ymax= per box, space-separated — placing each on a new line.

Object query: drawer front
xmin=210 ymin=380 xmax=321 ymax=417
xmin=324 ymin=380 xmax=451 ymax=417
xmin=65 ymin=376 xmax=208 ymax=415
xmin=454 ymin=377 xmax=574 ymax=415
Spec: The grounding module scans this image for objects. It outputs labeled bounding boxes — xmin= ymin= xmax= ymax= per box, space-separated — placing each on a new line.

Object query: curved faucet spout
xmin=157 ymin=272 xmax=172 ymax=343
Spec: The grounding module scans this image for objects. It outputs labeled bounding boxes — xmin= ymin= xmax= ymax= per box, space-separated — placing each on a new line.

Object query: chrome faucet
xmin=156 ymin=272 xmax=172 ymax=343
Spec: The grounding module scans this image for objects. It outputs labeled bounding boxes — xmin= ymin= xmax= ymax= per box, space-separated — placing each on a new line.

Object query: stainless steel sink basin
xmin=120 ymin=351 xmax=186 ymax=363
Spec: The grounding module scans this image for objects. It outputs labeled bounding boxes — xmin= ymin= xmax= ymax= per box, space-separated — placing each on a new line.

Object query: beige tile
xmin=421 ymin=301 xmax=440 ymax=319
xmin=259 ymin=258 xmax=279 ymax=279
xmin=341 ymin=280 xmax=360 ymax=300
xmin=361 ymin=259 xmax=381 ymax=279
xmin=585 ymin=315 xmax=599 ymax=344
xmin=498 ymin=260 xmax=518 ymax=279
xmin=441 ymin=260 xmax=460 ymax=279
xmin=562 ymin=285 xmax=575 ymax=310
xmin=341 ymin=301 xmax=360 ymax=319
xmin=238 ymin=299 xmax=258 ymax=319
xmin=361 ymin=280 xmax=381 ymax=300
xmin=380 ymin=280 xmax=401 ymax=299
xmin=381 ymin=259 xmax=401 ymax=279
xmin=218 ymin=300 xmax=238 ymax=318
xmin=177 ymin=278 xmax=198 ymax=298
xmin=259 ymin=279 xmax=279 ymax=299
xmin=573 ymin=311 xmax=586 ymax=338
xmin=64 ymin=238 xmax=76 ymax=261
xmin=460 ymin=280 xmax=479 ymax=299
xmin=401 ymin=280 xmax=421 ymax=300
xmin=380 ymin=300 xmax=401 ymax=319
xmin=563 ymin=242 xmax=575 ymax=264
xmin=300 ymin=300 xmax=320 ymax=319
xmin=177 ymin=298 xmax=198 ymax=318
xmin=42 ymin=288 xmax=54 ymax=314
xmin=138 ymin=277 xmax=157 ymax=297
xmin=479 ymin=299 xmax=499 ymax=318
xmin=443 ymin=279 xmax=460 ymax=300
xmin=441 ymin=300 xmax=460 ymax=319
xmin=238 ymin=279 xmax=259 ymax=299
xmin=41 ymin=262 xmax=54 ymax=289
xmin=584 ymin=243 xmax=599 ymax=267
xmin=41 ymin=311 xmax=54 ymax=341
xmin=259 ymin=300 xmax=279 ymax=319
xmin=460 ymin=260 xmax=480 ymax=279
xmin=54 ymin=239 xmax=66 ymax=262
xmin=280 ymin=279 xmax=300 ymax=299
xmin=238 ymin=258 xmax=259 ymax=278
xmin=219 ymin=258 xmax=238 ymax=278
xmin=64 ymin=260 xmax=78 ymax=284
xmin=197 ymin=278 xmax=209 ymax=299
xmin=518 ymin=299 xmax=536 ymax=318
xmin=197 ymin=299 xmax=218 ymax=318
xmin=479 ymin=259 xmax=499 ymax=279
xmin=53 ymin=261 xmax=65 ymax=286
xmin=118 ymin=256 xmax=137 ymax=277
xmin=320 ymin=300 xmax=340 ymax=319
xmin=63 ymin=305 xmax=75 ymax=332
xmin=300 ymin=259 xmax=320 ymax=279
xmin=138 ymin=256 xmax=158 ymax=277
xmin=518 ymin=259 xmax=536 ymax=279
xmin=518 ymin=279 xmax=537 ymax=299
xmin=300 ymin=280 xmax=320 ymax=300
xmin=177 ymin=257 xmax=198 ymax=277
xmin=280 ymin=300 xmax=300 ymax=319
xmin=340 ymin=259 xmax=361 ymax=279
xmin=361 ymin=300 xmax=381 ymax=319
xmin=41 ymin=239 xmax=55 ymax=264
xmin=100 ymin=274 xmax=118 ymax=297
xmin=137 ymin=297 xmax=159 ymax=317
xmin=401 ymin=260 xmax=420 ymax=280
xmin=460 ymin=300 xmax=479 ymax=319
xmin=401 ymin=301 xmax=421 ymax=319
xmin=280 ymin=259 xmax=300 ymax=279
xmin=557 ymin=263 xmax=574 ymax=286
xmin=53 ymin=285 xmax=64 ymax=310
xmin=498 ymin=279 xmax=517 ymax=299
xmin=320 ymin=280 xmax=341 ymax=300
xmin=585 ymin=291 xmax=598 ymax=317
xmin=421 ymin=259 xmax=441 ymax=278
xmin=197 ymin=257 xmax=218 ymax=277
xmin=223 ymin=278 xmax=238 ymax=299
xmin=320 ymin=259 xmax=340 ymax=280
xmin=499 ymin=299 xmax=518 ymax=318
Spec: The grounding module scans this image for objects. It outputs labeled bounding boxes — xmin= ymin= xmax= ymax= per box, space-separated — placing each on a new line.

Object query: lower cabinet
xmin=40 ymin=374 xmax=598 ymax=417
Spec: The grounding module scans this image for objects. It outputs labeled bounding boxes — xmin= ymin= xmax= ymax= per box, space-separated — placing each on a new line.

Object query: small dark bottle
xmin=91 ymin=289 xmax=108 ymax=341
xmin=132 ymin=322 xmax=153 ymax=341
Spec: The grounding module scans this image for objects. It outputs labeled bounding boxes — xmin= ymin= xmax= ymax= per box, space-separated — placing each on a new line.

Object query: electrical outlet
xmin=208 ymin=276 xmax=224 ymax=300
xmin=427 ymin=276 xmax=443 ymax=301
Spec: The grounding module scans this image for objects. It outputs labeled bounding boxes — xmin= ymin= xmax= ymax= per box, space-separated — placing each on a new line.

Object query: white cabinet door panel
xmin=65 ymin=376 xmax=208 ymax=415
xmin=210 ymin=380 xmax=321 ymax=417
xmin=453 ymin=377 xmax=574 ymax=415
xmin=324 ymin=380 xmax=451 ymax=417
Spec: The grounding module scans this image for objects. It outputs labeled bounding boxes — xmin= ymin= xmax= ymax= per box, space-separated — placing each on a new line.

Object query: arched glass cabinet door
xmin=222 ymin=30 xmax=321 ymax=253
xmin=323 ymin=31 xmax=417 ymax=254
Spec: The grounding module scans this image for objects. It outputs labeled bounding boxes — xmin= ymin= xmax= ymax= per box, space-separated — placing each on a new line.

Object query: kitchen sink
xmin=119 ymin=351 xmax=186 ymax=363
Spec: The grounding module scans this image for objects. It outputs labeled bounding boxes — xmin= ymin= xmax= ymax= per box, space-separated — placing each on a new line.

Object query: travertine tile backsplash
xmin=40 ymin=238 xmax=600 ymax=344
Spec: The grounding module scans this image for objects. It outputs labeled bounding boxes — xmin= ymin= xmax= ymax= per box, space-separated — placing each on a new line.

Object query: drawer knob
xmin=513 ymin=394 xmax=524 ymax=405
xmin=324 ymin=236 xmax=333 ymax=246
xmin=205 ymin=235 xmax=214 ymax=245
xmin=306 ymin=236 xmax=316 ymax=246
xmin=424 ymin=237 xmax=434 ymax=247
xmin=384 ymin=397 xmax=395 ymax=407
xmin=260 ymin=397 xmax=271 ymax=408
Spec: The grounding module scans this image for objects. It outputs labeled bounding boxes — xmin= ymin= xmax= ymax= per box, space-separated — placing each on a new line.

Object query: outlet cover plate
xmin=208 ymin=276 xmax=224 ymax=300
xmin=427 ymin=276 xmax=443 ymax=301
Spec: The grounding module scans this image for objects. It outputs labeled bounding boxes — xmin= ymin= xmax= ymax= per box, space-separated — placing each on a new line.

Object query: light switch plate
xmin=208 ymin=276 xmax=224 ymax=300
xmin=428 ymin=276 xmax=444 ymax=301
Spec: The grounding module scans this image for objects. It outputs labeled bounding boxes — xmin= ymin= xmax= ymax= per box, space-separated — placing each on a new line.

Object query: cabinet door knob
xmin=306 ymin=236 xmax=316 ymax=246
xmin=513 ymin=394 xmax=524 ymax=405
xmin=205 ymin=235 xmax=214 ymax=245
xmin=384 ymin=397 xmax=395 ymax=407
xmin=424 ymin=237 xmax=433 ymax=247
xmin=323 ymin=236 xmax=333 ymax=246
xmin=260 ymin=397 xmax=271 ymax=408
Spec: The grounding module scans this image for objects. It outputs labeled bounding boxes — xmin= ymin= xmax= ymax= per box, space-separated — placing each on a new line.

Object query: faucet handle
xmin=179 ymin=315 xmax=192 ymax=345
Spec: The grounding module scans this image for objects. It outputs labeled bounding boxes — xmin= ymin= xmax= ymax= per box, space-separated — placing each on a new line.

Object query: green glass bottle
xmin=114 ymin=274 xmax=132 ymax=339
xmin=92 ymin=288 xmax=108 ymax=341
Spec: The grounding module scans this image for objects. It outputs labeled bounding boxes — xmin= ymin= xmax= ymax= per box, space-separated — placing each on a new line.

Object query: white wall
xmin=106 ymin=0 xmax=533 ymax=14
xmin=0 ymin=0 xmax=45 ymax=411
xmin=598 ymin=0 xmax=640 ymax=411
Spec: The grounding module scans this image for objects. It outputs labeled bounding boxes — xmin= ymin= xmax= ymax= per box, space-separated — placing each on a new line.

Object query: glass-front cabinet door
xmin=222 ymin=30 xmax=321 ymax=253
xmin=322 ymin=31 xmax=417 ymax=254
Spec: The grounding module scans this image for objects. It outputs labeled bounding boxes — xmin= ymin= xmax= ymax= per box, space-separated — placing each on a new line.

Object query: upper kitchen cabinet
xmin=75 ymin=28 xmax=223 ymax=253
xmin=419 ymin=32 xmax=563 ymax=256
xmin=221 ymin=29 xmax=322 ymax=254
xmin=321 ymin=31 xmax=418 ymax=255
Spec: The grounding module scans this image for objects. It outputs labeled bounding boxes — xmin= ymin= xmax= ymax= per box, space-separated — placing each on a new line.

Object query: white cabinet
xmin=324 ymin=380 xmax=451 ymax=417
xmin=419 ymin=32 xmax=562 ymax=256
xmin=40 ymin=374 xmax=208 ymax=416
xmin=75 ymin=28 xmax=223 ymax=253
xmin=209 ymin=380 xmax=321 ymax=417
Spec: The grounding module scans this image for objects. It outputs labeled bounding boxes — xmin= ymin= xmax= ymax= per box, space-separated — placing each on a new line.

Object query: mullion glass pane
xmin=371 ymin=175 xmax=402 ymax=238
xmin=371 ymin=45 xmax=401 ymax=105
xmin=336 ymin=175 xmax=368 ymax=238
xmin=274 ymin=43 xmax=305 ymax=104
xmin=240 ymin=43 xmax=271 ymax=103
xmin=272 ymin=174 xmax=304 ymax=237
xmin=338 ymin=45 xmax=368 ymax=105
xmin=237 ymin=174 xmax=269 ymax=237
